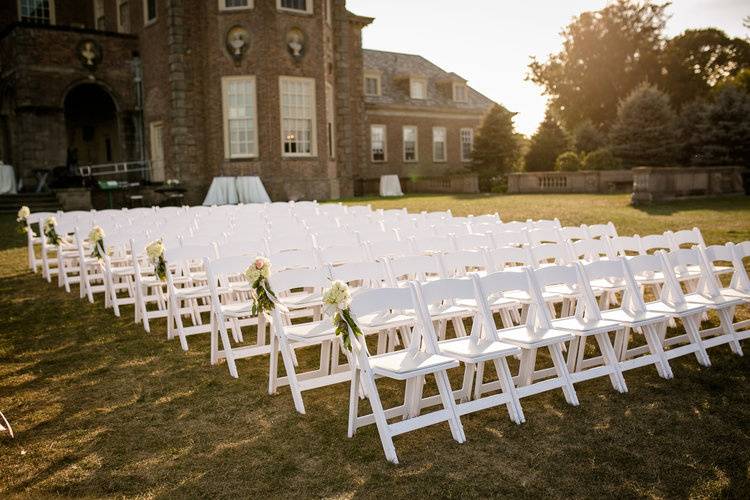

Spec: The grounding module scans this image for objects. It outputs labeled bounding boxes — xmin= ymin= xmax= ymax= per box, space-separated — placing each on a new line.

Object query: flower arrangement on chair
xmin=16 ymin=206 xmax=30 ymax=235
xmin=43 ymin=217 xmax=62 ymax=246
xmin=146 ymin=240 xmax=167 ymax=281
xmin=323 ymin=280 xmax=362 ymax=351
xmin=244 ymin=256 xmax=277 ymax=316
xmin=89 ymin=226 xmax=106 ymax=260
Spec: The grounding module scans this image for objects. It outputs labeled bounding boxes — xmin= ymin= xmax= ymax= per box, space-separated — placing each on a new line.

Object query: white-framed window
xmin=403 ymin=126 xmax=418 ymax=162
xmin=326 ymin=82 xmax=335 ymax=159
xmin=94 ymin=0 xmax=106 ymax=29
xmin=370 ymin=125 xmax=386 ymax=162
xmin=410 ymin=78 xmax=427 ymax=100
xmin=221 ymin=76 xmax=258 ymax=159
xmin=280 ymin=76 xmax=317 ymax=157
xmin=219 ymin=0 xmax=252 ymax=11
xmin=460 ymin=128 xmax=474 ymax=162
xmin=143 ymin=0 xmax=157 ymax=25
xmin=453 ymin=83 xmax=468 ymax=102
xmin=117 ymin=0 xmax=129 ymax=33
xmin=433 ymin=127 xmax=446 ymax=162
xmin=364 ymin=72 xmax=381 ymax=96
xmin=277 ymin=0 xmax=311 ymax=14
xmin=19 ymin=0 xmax=55 ymax=24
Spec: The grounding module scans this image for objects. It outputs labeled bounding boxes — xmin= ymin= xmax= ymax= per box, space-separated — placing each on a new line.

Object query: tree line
xmin=469 ymin=0 xmax=750 ymax=189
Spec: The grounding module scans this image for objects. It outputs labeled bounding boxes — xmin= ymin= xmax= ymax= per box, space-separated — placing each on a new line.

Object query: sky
xmin=347 ymin=0 xmax=749 ymax=136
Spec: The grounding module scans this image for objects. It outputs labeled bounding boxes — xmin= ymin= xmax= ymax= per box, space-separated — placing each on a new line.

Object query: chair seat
xmin=599 ymin=308 xmax=666 ymax=327
xmin=684 ymin=292 xmax=745 ymax=308
xmin=551 ymin=316 xmax=623 ymax=335
xmin=285 ymin=318 xmax=336 ymax=342
xmin=685 ymin=263 xmax=733 ymax=276
xmin=280 ymin=290 xmax=323 ymax=310
xmin=498 ymin=325 xmax=572 ymax=348
xmin=719 ymin=287 xmax=750 ymax=302
xmin=173 ymin=285 xmax=211 ymax=299
xmin=634 ymin=272 xmax=664 ymax=285
xmin=220 ymin=303 xmax=254 ymax=318
xmin=545 ymin=283 xmax=580 ymax=298
xmin=589 ymin=278 xmax=625 ymax=292
xmin=359 ymin=311 xmax=416 ymax=331
xmin=505 ymin=289 xmax=562 ymax=304
xmin=645 ymin=300 xmax=706 ymax=317
xmin=439 ymin=336 xmax=520 ymax=363
xmin=426 ymin=303 xmax=475 ymax=321
xmin=369 ymin=350 xmax=459 ymax=380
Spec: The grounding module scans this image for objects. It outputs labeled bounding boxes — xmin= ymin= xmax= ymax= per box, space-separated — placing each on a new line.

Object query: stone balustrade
xmin=631 ymin=166 xmax=745 ymax=204
xmin=507 ymin=170 xmax=633 ymax=194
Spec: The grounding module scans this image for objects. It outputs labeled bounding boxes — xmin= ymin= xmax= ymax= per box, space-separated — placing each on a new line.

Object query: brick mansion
xmin=0 ymin=0 xmax=495 ymax=202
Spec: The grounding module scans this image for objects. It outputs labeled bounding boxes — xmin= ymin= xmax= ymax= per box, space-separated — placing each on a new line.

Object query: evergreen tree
xmin=573 ymin=120 xmax=605 ymax=153
xmin=524 ymin=111 xmax=571 ymax=171
xmin=609 ymin=83 xmax=678 ymax=166
xmin=686 ymin=85 xmax=750 ymax=166
xmin=470 ymin=104 xmax=521 ymax=191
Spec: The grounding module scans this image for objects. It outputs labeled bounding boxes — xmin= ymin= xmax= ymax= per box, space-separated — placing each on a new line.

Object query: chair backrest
xmin=434 ymin=222 xmax=471 ymax=237
xmin=629 ymin=252 xmax=688 ymax=307
xmin=317 ymin=243 xmax=368 ymax=266
xmin=216 ymin=239 xmax=267 ymax=258
xmin=558 ymin=225 xmax=589 ymax=242
xmin=266 ymin=233 xmax=314 ymax=254
xmin=268 ymin=248 xmax=320 ymax=271
xmin=326 ymin=261 xmax=389 ymax=288
xmin=581 ymin=259 xmax=646 ymax=314
xmin=165 ymin=244 xmax=217 ymax=271
xmin=727 ymin=242 xmax=750 ymax=292
xmin=670 ymin=227 xmax=706 ymax=249
xmin=586 ymin=222 xmax=618 ymax=239
xmin=313 ymin=230 xmax=360 ymax=249
xmin=499 ymin=221 xmax=527 ymax=232
xmin=529 ymin=242 xmax=571 ymax=268
xmin=267 ymin=266 xmax=330 ymax=295
xmin=569 ymin=238 xmax=613 ymax=263
xmin=526 ymin=227 xmax=561 ymax=246
xmin=478 ymin=268 xmax=552 ymax=331
xmin=411 ymin=235 xmax=457 ymax=254
xmin=453 ymin=232 xmax=495 ymax=251
xmin=439 ymin=249 xmax=488 ymax=277
xmin=485 ymin=246 xmax=532 ymax=272
xmin=611 ymin=235 xmax=642 ymax=257
xmin=386 ymin=254 xmax=443 ymax=284
xmin=493 ymin=230 xmax=528 ymax=248
xmin=640 ymin=233 xmax=673 ymax=254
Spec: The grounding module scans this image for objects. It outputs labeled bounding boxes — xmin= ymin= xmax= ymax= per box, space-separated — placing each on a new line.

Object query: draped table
xmin=379 ymin=174 xmax=403 ymax=197
xmin=202 ymin=176 xmax=271 ymax=205
xmin=0 ymin=163 xmax=17 ymax=194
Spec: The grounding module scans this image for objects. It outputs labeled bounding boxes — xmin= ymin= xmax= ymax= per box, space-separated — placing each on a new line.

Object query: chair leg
xmin=433 ymin=371 xmax=466 ymax=444
xmin=684 ymin=315 xmax=711 ymax=367
xmin=643 ymin=323 xmax=673 ymax=379
xmin=347 ymin=369 xmax=360 ymax=438
xmin=459 ymin=362 xmax=475 ymax=403
xmin=491 ymin=358 xmax=521 ymax=424
xmin=361 ymin=372 xmax=399 ymax=464
xmin=549 ymin=343 xmax=579 ymax=406
xmin=497 ymin=357 xmax=525 ymax=424
xmin=718 ymin=307 xmax=743 ymax=356
xmin=218 ymin=321 xmax=239 ymax=379
xmin=594 ymin=332 xmax=628 ymax=393
xmin=268 ymin=332 xmax=279 ymax=395
xmin=278 ymin=336 xmax=305 ymax=414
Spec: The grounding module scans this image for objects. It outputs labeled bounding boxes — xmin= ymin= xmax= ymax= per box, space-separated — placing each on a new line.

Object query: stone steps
xmin=0 ymin=193 xmax=62 ymax=214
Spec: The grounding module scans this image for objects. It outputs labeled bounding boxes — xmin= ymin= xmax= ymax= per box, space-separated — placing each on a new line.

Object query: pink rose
xmin=255 ymin=258 xmax=264 ymax=270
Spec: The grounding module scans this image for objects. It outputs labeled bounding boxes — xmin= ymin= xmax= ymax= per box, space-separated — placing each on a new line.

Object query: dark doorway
xmin=64 ymin=84 xmax=120 ymax=167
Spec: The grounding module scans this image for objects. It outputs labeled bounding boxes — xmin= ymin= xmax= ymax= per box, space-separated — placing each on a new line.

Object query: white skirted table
xmin=203 ymin=176 xmax=271 ymax=205
xmin=0 ymin=163 xmax=17 ymax=194
xmin=379 ymin=174 xmax=403 ymax=197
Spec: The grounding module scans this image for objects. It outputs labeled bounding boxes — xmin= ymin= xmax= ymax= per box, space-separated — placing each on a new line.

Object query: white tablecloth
xmin=236 ymin=176 xmax=271 ymax=203
xmin=0 ymin=164 xmax=17 ymax=194
xmin=203 ymin=176 xmax=271 ymax=205
xmin=379 ymin=174 xmax=403 ymax=197
xmin=203 ymin=177 xmax=238 ymax=206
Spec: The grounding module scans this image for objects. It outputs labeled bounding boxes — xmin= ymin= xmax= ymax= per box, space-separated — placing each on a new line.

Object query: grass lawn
xmin=0 ymin=193 xmax=749 ymax=498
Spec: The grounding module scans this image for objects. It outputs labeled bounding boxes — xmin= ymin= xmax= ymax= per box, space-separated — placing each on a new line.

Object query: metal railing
xmin=76 ymin=160 xmax=151 ymax=178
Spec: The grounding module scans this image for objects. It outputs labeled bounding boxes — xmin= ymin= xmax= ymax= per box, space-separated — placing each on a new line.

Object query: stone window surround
xmin=403 ymin=125 xmax=418 ymax=162
xmin=279 ymin=76 xmax=318 ymax=158
xmin=143 ymin=0 xmax=157 ymax=26
xmin=409 ymin=77 xmax=427 ymax=100
xmin=460 ymin=127 xmax=473 ymax=162
xmin=432 ymin=126 xmax=447 ymax=163
xmin=277 ymin=0 xmax=313 ymax=15
xmin=221 ymin=75 xmax=259 ymax=160
xmin=370 ymin=124 xmax=387 ymax=163
xmin=18 ymin=0 xmax=56 ymax=24
xmin=116 ymin=0 xmax=129 ymax=33
xmin=452 ymin=82 xmax=468 ymax=102
xmin=219 ymin=0 xmax=253 ymax=12
xmin=364 ymin=70 xmax=381 ymax=96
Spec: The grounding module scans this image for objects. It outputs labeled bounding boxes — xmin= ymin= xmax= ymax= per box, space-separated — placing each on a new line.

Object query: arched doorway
xmin=63 ymin=84 xmax=120 ymax=167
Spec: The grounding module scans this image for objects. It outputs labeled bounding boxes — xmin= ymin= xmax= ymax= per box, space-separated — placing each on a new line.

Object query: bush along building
xmin=0 ymin=0 xmax=496 ymax=203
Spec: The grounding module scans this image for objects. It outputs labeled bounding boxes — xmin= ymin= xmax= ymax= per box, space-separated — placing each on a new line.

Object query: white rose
xmin=323 ymin=280 xmax=352 ymax=312
xmin=89 ymin=226 xmax=105 ymax=242
xmin=17 ymin=206 xmax=30 ymax=220
xmin=146 ymin=240 xmax=164 ymax=261
xmin=44 ymin=217 xmax=57 ymax=230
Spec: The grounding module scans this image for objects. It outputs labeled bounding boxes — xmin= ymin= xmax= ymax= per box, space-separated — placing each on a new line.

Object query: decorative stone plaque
xmin=226 ymin=26 xmax=250 ymax=63
xmin=286 ymin=28 xmax=305 ymax=60
xmin=76 ymin=39 xmax=102 ymax=70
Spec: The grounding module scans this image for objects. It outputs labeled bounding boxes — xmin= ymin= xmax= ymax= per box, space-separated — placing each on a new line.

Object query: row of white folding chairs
xmin=203 ymin=244 xmax=749 ymax=463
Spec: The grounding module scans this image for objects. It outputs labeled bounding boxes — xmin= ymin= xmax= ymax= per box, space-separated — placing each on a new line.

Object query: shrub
xmin=555 ymin=151 xmax=582 ymax=171
xmin=582 ymin=148 xmax=622 ymax=170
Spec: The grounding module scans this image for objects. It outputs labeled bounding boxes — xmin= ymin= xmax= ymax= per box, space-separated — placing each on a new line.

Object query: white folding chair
xmin=347 ymin=285 xmax=465 ymax=464
xmin=25 ymin=211 xmax=54 ymax=273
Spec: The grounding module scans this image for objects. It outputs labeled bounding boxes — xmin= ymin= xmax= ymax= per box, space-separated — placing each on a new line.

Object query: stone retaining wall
xmin=507 ymin=170 xmax=633 ymax=194
xmin=631 ymin=166 xmax=745 ymax=204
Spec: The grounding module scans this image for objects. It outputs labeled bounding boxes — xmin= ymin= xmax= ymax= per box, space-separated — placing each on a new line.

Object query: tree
xmin=582 ymin=148 xmax=622 ymax=170
xmin=555 ymin=151 xmax=582 ymax=171
xmin=528 ymin=0 xmax=668 ymax=130
xmin=470 ymin=104 xmax=521 ymax=190
xmin=682 ymin=84 xmax=750 ymax=166
xmin=609 ymin=83 xmax=678 ymax=166
xmin=661 ymin=28 xmax=750 ymax=109
xmin=524 ymin=111 xmax=571 ymax=171
xmin=572 ymin=120 xmax=605 ymax=153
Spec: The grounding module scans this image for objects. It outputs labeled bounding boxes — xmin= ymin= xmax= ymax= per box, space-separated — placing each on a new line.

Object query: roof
xmin=362 ymin=49 xmax=495 ymax=111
